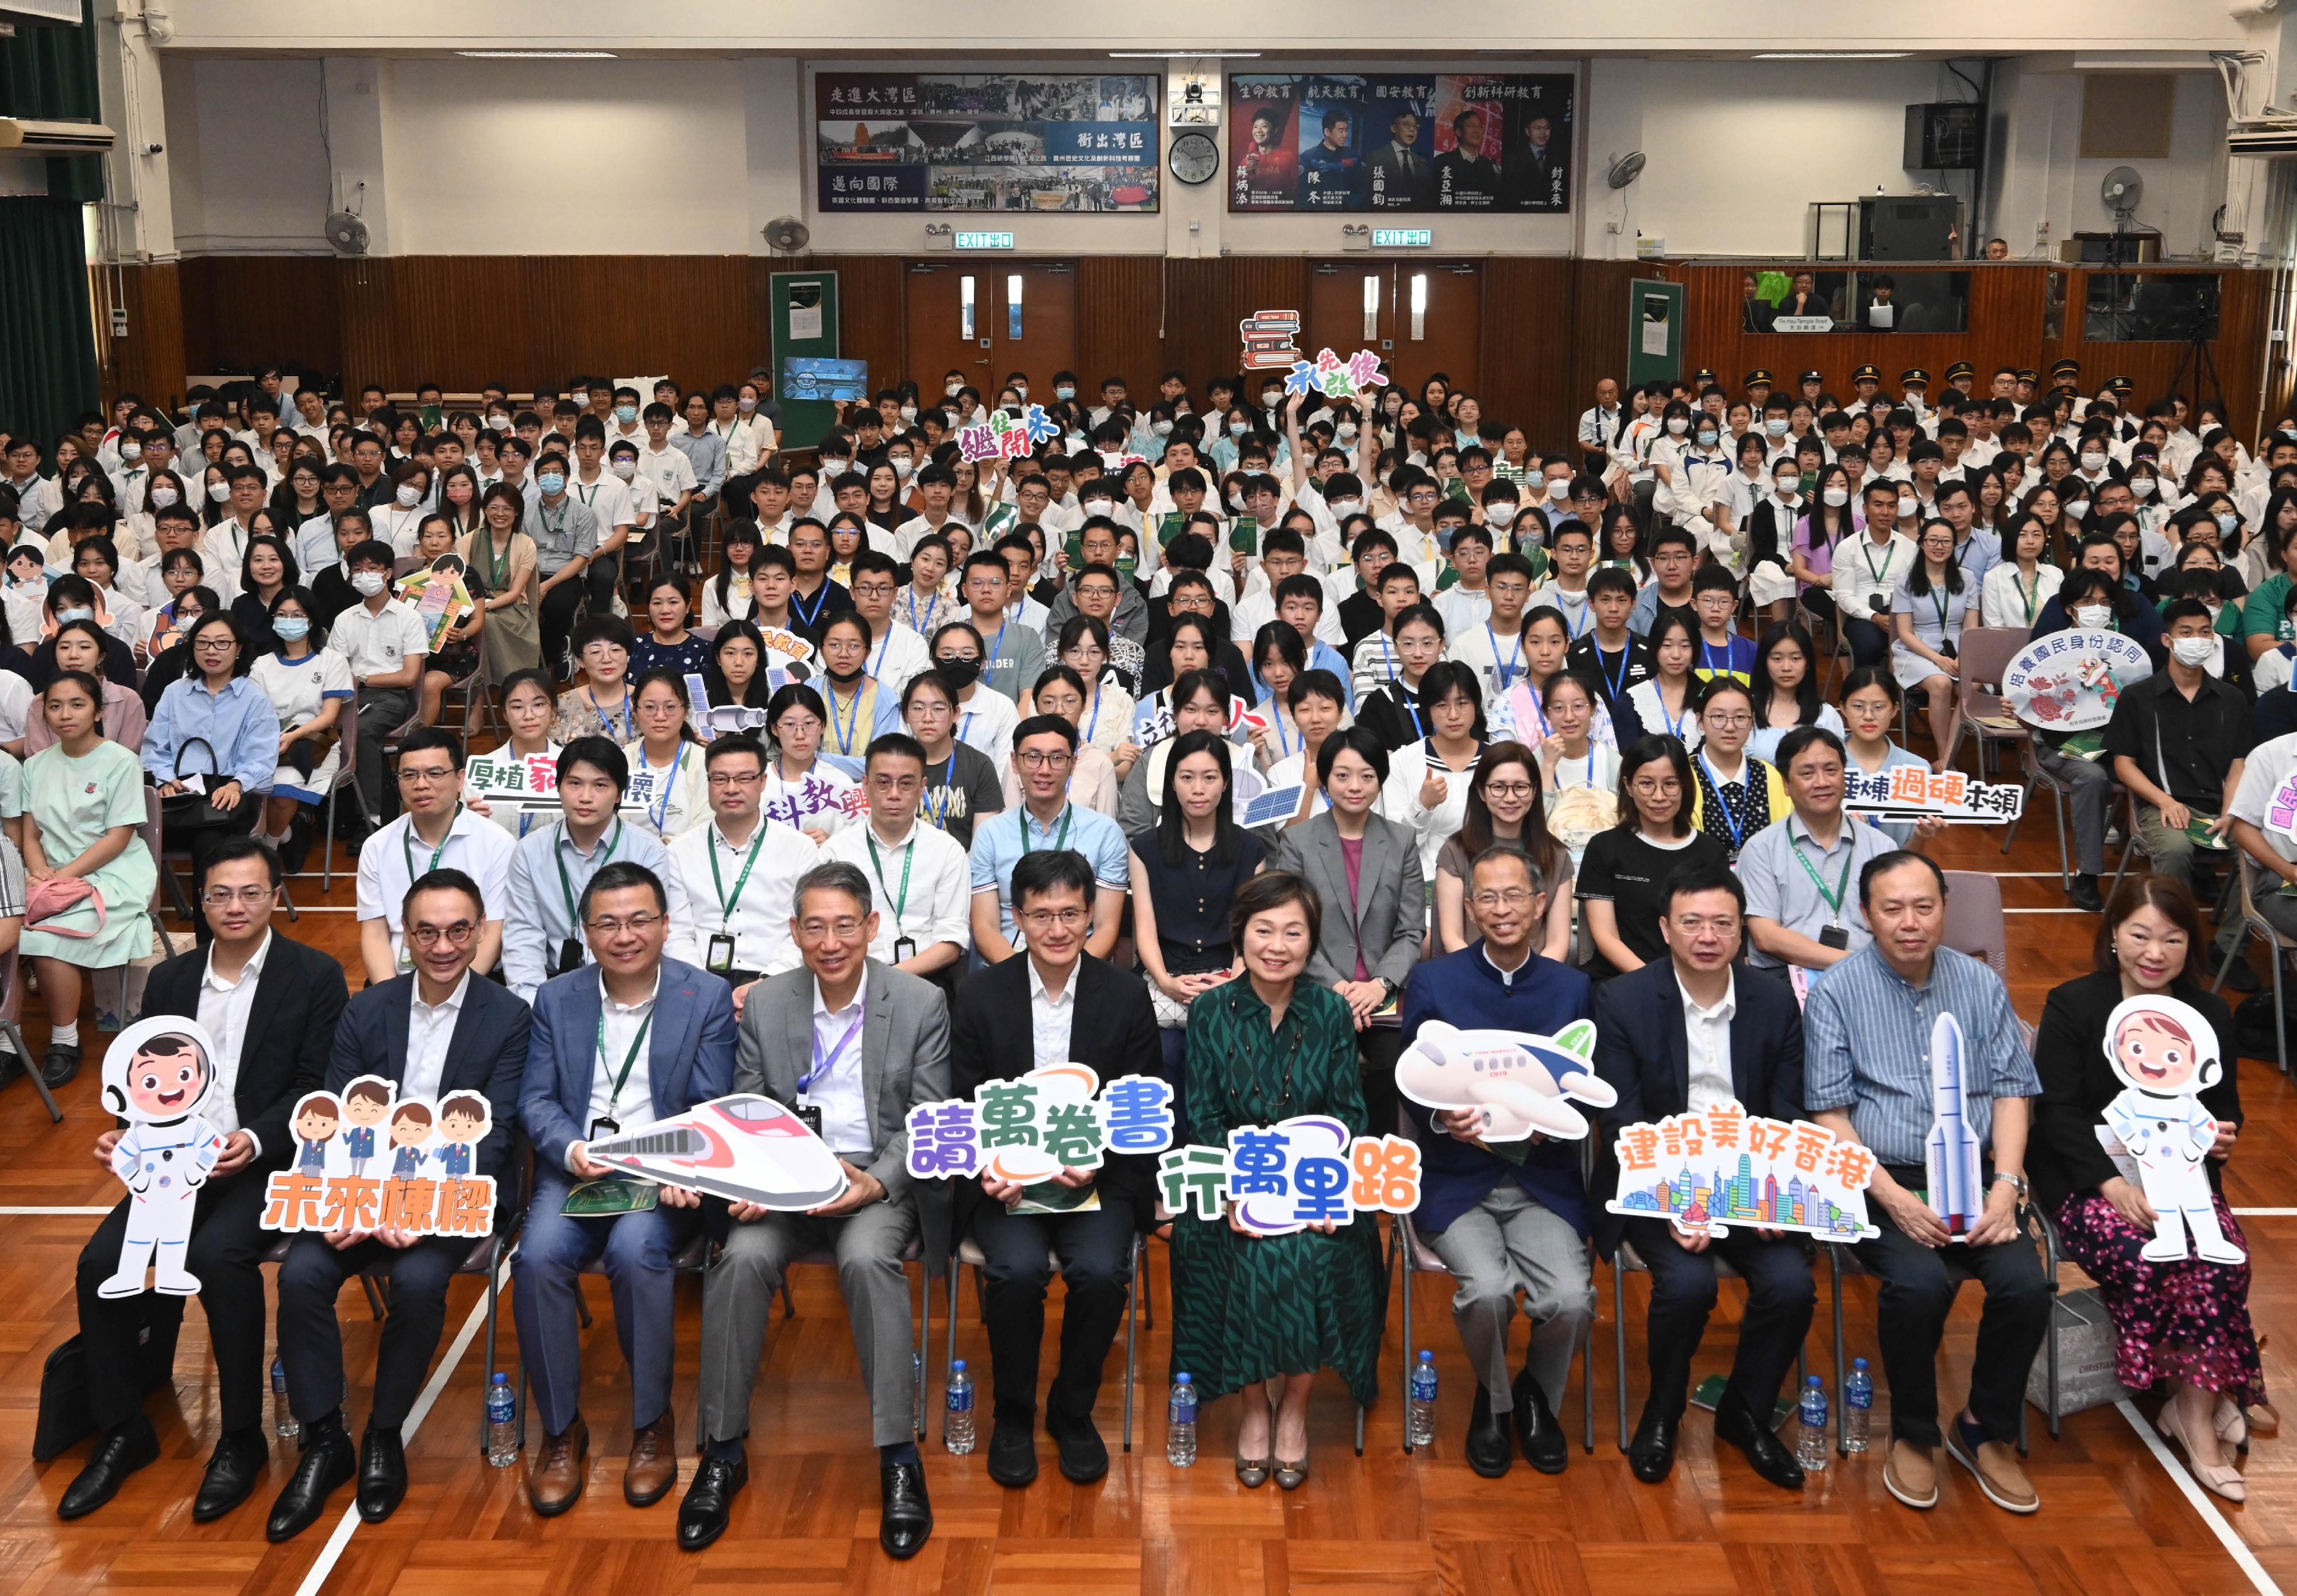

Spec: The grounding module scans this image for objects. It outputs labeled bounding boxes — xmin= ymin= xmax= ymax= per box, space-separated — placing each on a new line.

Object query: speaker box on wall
xmin=1859 ymin=196 xmax=1960 ymax=262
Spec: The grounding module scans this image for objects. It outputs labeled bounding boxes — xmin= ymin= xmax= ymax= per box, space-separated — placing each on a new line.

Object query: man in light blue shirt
xmin=967 ymin=716 xmax=1128 ymax=965
xmin=502 ymin=737 xmax=691 ymax=1001
xmin=1801 ymin=849 xmax=2047 ymax=1518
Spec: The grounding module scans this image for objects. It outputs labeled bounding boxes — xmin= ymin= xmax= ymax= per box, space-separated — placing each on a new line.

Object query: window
xmin=1007 ymin=273 xmax=1024 ymax=340
xmin=1408 ymin=272 xmax=1428 ymax=342
xmin=1362 ymin=273 xmax=1380 ymax=341
xmin=960 ymin=275 xmax=976 ymax=341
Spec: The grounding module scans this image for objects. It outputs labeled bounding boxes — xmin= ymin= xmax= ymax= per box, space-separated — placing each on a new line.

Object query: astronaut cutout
xmin=98 ymin=1016 xmax=229 ymax=1297
xmin=2099 ymin=994 xmax=2245 ymax=1266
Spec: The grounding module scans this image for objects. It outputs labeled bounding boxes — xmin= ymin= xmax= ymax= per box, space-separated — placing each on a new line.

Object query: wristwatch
xmin=1376 ymin=977 xmax=1399 ymax=1004
xmin=1989 ymin=1171 xmax=2028 ymax=1201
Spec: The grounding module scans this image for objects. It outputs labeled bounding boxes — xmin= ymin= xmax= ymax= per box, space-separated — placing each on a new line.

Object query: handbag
xmin=25 ymin=875 xmax=102 ymax=937
xmin=158 ymin=736 xmax=242 ymax=832
xmin=33 ymin=1301 xmax=184 ymax=1462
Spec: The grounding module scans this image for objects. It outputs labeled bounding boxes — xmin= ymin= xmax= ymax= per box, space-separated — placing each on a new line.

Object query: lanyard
xmin=1486 ymin=623 xmax=1523 ymax=690
xmin=827 ymin=680 xmax=866 ymax=756
xmin=640 ymin=742 xmax=686 ymax=833
xmin=864 ymin=829 xmax=916 ymax=921
xmin=593 ymin=1006 xmax=652 ymax=1120
xmin=987 ymin=619 xmax=1009 ymax=677
xmin=2017 ymin=567 xmax=2040 ymax=624
xmin=1653 ymin=680 xmax=1689 ymax=741
xmin=1789 ymin=824 xmax=1854 ymax=922
xmin=791 ymin=581 xmax=830 ymax=629
xmin=959 ymin=709 xmax=976 ymax=749
xmin=401 ymin=808 xmax=457 ymax=883
xmin=1929 ymin=582 xmax=1950 ymax=634
xmin=926 ymin=753 xmax=957 ymax=829
xmin=1598 ymin=643 xmax=1631 ymax=706
xmin=1084 ymin=689 xmax=1103 ymax=745
xmin=1561 ymin=597 xmax=1591 ymax=640
xmin=1700 ymin=754 xmax=1749 ymax=849
xmin=871 ymin=625 xmax=894 ymax=679
xmin=1377 ymin=632 xmax=1398 ymax=683
xmin=903 ymin=589 xmax=927 ymax=633
xmin=1700 ymin=637 xmax=1735 ymax=678
xmin=1274 ymin=706 xmax=1298 ymax=760
xmin=553 ymin=820 xmax=622 ymax=927
xmin=589 ymin=687 xmax=633 ymax=742
xmin=1020 ymin=803 xmax=1074 ymax=856
xmin=1860 ymin=538 xmax=1893 ymax=584
xmin=800 ymin=1009 xmax=865 ymax=1093
xmin=708 ymin=824 xmax=767 ymax=919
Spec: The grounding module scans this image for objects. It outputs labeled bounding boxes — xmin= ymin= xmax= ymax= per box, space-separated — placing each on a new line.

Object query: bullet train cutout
xmin=979 ymin=1065 xmax=1103 ymax=1186
xmin=1923 ymin=1013 xmax=1985 ymax=1239
xmin=1397 ymin=1019 xmax=1617 ymax=1141
xmin=586 ymin=1095 xmax=849 ymax=1211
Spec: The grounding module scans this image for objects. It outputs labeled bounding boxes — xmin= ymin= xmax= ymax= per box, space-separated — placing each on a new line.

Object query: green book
xmin=559 ymin=1177 xmax=658 ymax=1216
xmin=2059 ymin=729 xmax=2106 ymax=760
xmin=1691 ymin=1373 xmax=1795 ymax=1430
xmin=2187 ymin=817 xmax=2229 ymax=850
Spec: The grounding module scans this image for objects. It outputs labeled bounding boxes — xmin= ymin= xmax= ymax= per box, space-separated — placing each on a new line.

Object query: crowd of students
xmin=8 ymin=347 xmax=2283 ymax=1551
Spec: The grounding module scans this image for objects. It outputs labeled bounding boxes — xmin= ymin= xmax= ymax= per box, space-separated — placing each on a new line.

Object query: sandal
xmin=2163 ymin=1405 xmax=2246 ymax=1503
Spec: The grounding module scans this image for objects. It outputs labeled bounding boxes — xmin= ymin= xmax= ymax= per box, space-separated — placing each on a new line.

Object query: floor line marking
xmin=2116 ymin=1398 xmax=2281 ymax=1596
xmin=0 ymin=1205 xmax=112 ymax=1215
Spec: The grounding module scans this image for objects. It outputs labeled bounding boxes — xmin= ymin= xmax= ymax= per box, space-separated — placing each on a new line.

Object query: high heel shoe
xmin=1273 ymin=1455 xmax=1309 ymax=1491
xmin=1234 ymin=1455 xmax=1270 ymax=1488
xmin=2163 ymin=1406 xmax=2246 ymax=1503
xmin=2215 ymin=1397 xmax=2249 ymax=1451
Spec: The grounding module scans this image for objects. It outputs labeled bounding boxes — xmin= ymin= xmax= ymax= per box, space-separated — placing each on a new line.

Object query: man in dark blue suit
xmin=513 ymin=860 xmax=736 ymax=1519
xmin=1399 ymin=846 xmax=1594 ymax=1479
xmin=1592 ymin=860 xmax=1813 ymax=1491
xmin=266 ymin=867 xmax=532 ymax=1540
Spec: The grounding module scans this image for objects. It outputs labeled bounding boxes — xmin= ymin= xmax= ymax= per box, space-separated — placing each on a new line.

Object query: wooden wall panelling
xmin=2049 ymin=267 xmax=2272 ymax=440
xmin=1476 ymin=256 xmax=1575 ymax=450
xmin=1675 ymin=262 xmax=2017 ymax=402
xmin=788 ymin=253 xmax=908 ymax=401
xmin=178 ymin=254 xmax=340 ymax=384
xmin=1163 ymin=257 xmax=1310 ymax=402
xmin=1075 ymin=254 xmax=1164 ymax=394
xmin=97 ymin=261 xmax=185 ymax=410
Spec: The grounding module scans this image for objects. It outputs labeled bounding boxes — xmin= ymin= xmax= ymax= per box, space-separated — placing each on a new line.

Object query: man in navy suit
xmin=1592 ymin=861 xmax=1813 ymax=1491
xmin=266 ymin=868 xmax=532 ymax=1540
xmin=513 ymin=860 xmax=736 ymax=1519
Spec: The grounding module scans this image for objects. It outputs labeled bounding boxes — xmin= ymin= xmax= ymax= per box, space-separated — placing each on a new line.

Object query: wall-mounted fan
xmin=1607 ymin=151 xmax=1647 ymax=190
xmin=2101 ymin=165 xmax=2144 ymax=225
xmin=763 ymin=216 xmax=811 ymax=254
xmin=324 ymin=210 xmax=370 ymax=257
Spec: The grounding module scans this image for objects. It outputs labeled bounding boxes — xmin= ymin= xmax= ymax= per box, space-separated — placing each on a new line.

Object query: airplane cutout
xmin=1396 ymin=1019 xmax=1617 ymax=1141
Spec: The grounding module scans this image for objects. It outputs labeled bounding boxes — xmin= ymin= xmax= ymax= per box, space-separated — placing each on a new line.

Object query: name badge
xmin=586 ymin=1116 xmax=620 ymax=1141
xmin=892 ymin=934 xmax=918 ymax=964
xmin=1819 ymin=925 xmax=1851 ymax=950
xmin=705 ymin=933 xmax=736 ymax=974
xmin=792 ymin=1100 xmax=822 ymax=1136
xmin=557 ymin=937 xmax=585 ymax=977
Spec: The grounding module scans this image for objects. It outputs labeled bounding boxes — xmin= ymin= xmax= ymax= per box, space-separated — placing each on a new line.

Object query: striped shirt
xmin=1801 ymin=944 xmax=2039 ymax=1166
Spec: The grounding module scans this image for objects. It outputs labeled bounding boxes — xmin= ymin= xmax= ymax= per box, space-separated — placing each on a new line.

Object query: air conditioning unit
xmin=0 ymin=117 xmax=116 ymax=154
xmin=2228 ymin=122 xmax=2297 ymax=160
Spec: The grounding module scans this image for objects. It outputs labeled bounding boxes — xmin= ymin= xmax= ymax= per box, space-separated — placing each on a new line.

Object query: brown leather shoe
xmin=625 ymin=1412 xmax=678 ymax=1508
xmin=526 ymin=1416 xmax=589 ymax=1518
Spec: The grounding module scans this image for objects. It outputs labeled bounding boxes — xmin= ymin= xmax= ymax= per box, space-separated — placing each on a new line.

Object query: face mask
xmin=935 ymin=655 xmax=980 ymax=689
xmin=1055 ymin=384 xmax=1076 ymax=400
xmin=1337 ymin=422 xmax=1357 ymax=442
xmin=1012 ymin=385 xmax=1028 ymax=399
xmin=1260 ymin=392 xmax=1281 ymax=409
xmin=891 ymin=457 xmax=914 ymax=478
xmin=1696 ymin=429 xmax=1718 ymax=447
xmin=1897 ymin=496 xmax=1917 ymax=519
xmin=615 ymin=405 xmax=637 ymax=426
xmin=1486 ymin=503 xmax=1518 ymax=527
xmin=2130 ymin=477 xmax=2156 ymax=499
xmin=2217 ymin=511 xmax=2240 ymax=535
xmin=1227 ymin=490 xmax=1246 ymax=511
xmin=489 ymin=414 xmax=512 ymax=431
xmin=148 ymin=486 xmax=179 ymax=509
xmin=1546 ymin=477 xmax=1570 ymax=500
xmin=1329 ymin=497 xmax=1362 ymax=518
xmin=2080 ymin=451 xmax=2106 ymax=472
xmin=210 ymin=481 xmax=233 ymax=504
xmin=736 ymin=397 xmax=758 ymax=415
xmin=898 ymin=404 xmax=918 ymax=423
xmin=1665 ymin=416 xmax=1689 ymax=436
xmin=1229 ymin=419 xmax=1249 ymax=436
xmin=537 ymin=472 xmax=566 ymax=496
xmin=119 ymin=441 xmax=142 ymax=462
xmin=1775 ymin=477 xmax=1800 ymax=497
xmin=351 ymin=571 xmax=386 ymax=597
xmin=2172 ymin=635 xmax=2218 ymax=667
xmin=395 ymin=483 xmax=423 ymax=508
xmin=945 ymin=381 xmax=964 ymax=398
xmin=1823 ymin=486 xmax=1850 ymax=508
xmin=56 ymin=606 xmax=91 ymax=624
xmin=2074 ymin=603 xmax=2112 ymax=628
xmin=1766 ymin=418 xmax=1790 ymax=438
xmin=821 ymin=459 xmax=848 ymax=478
xmin=1067 ymin=432 xmax=1089 ymax=450
xmin=1081 ymin=498 xmax=1114 ymax=519
xmin=273 ymin=616 xmax=311 ymax=642
xmin=612 ymin=460 xmax=636 ymax=480
xmin=1152 ymin=419 xmax=1173 ymax=437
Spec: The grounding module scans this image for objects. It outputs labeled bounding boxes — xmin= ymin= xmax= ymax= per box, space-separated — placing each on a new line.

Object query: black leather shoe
xmin=192 ymin=1427 xmax=268 ymax=1522
xmin=676 ymin=1453 xmax=748 ymax=1552
xmin=1464 ymin=1384 xmax=1512 ymax=1478
xmin=1714 ymin=1388 xmax=1805 ymax=1491
xmin=40 ymin=1043 xmax=80 ymax=1089
xmin=355 ymin=1426 xmax=406 ymax=1524
xmin=2069 ymin=874 xmax=2103 ymax=912
xmin=1511 ymin=1369 xmax=1567 ymax=1474
xmin=987 ymin=1413 xmax=1038 ymax=1488
xmin=265 ymin=1426 xmax=355 ymax=1542
xmin=1628 ymin=1409 xmax=1679 ymax=1484
xmin=879 ymin=1456 xmax=933 ymax=1559
xmin=1048 ymin=1412 xmax=1108 ymax=1485
xmin=57 ymin=1419 xmax=159 ymax=1520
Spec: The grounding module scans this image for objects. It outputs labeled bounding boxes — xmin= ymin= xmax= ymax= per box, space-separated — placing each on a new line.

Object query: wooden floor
xmin=4 ymin=777 xmax=2296 ymax=1594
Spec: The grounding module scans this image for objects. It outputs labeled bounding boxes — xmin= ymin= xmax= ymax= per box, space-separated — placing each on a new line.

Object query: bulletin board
xmin=769 ymin=270 xmax=842 ymax=450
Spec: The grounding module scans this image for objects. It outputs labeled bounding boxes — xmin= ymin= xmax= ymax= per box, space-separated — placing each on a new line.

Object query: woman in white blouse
xmin=1980 ymin=513 xmax=2062 ymax=630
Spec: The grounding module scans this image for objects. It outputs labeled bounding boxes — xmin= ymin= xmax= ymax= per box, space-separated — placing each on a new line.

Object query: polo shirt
xmin=1735 ymin=811 xmax=1894 ymax=969
xmin=967 ymin=800 xmax=1130 ymax=943
xmin=324 ymin=596 xmax=430 ymax=683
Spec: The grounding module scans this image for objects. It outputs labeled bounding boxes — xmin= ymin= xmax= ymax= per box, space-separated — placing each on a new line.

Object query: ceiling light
xmin=1108 ymin=50 xmax=1262 ymax=59
xmin=1754 ymin=51 xmax=1913 ymax=59
xmin=455 ymin=49 xmax=618 ymax=59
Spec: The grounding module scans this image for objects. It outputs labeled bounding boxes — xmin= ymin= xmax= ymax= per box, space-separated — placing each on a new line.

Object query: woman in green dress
xmin=22 ymin=671 xmax=158 ymax=1084
xmin=1171 ymin=870 xmax=1386 ymax=1490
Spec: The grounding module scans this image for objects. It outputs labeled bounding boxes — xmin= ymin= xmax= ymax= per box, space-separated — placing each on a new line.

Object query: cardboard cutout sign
xmin=1282 ymin=347 xmax=1388 ymax=402
xmin=1843 ymin=764 xmax=2025 ymax=824
xmin=262 ymin=1076 xmax=497 ymax=1239
xmin=957 ymin=402 xmax=1064 ymax=465
xmin=2099 ymin=994 xmax=2245 ymax=1264
xmin=1157 ymin=1122 xmax=1422 ymax=1232
xmin=907 ymin=1066 xmax=1177 ymax=1183
xmin=1396 ymin=1018 xmax=1615 ymax=1141
xmin=1924 ymin=1013 xmax=1986 ymax=1238
xmin=2004 ymin=628 xmax=2154 ymax=733
xmin=99 ymin=1017 xmax=230 ymax=1297
xmin=395 ymin=558 xmax=476 ymax=653
xmin=1605 ymin=1100 xmax=1880 ymax=1241
xmin=1239 ymin=310 xmax=1304 ymax=372
xmin=587 ymin=1094 xmax=849 ymax=1211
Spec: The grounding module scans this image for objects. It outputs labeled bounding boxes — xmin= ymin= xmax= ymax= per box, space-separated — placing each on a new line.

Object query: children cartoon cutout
xmin=261 ymin=1075 xmax=497 ymax=1239
xmin=2099 ymin=994 xmax=2245 ymax=1265
xmin=98 ymin=1017 xmax=230 ymax=1297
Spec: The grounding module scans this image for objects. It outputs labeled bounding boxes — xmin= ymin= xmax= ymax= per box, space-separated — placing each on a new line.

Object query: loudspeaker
xmin=1904 ymin=103 xmax=1984 ymax=171
xmin=1859 ymin=195 xmax=1961 ymax=262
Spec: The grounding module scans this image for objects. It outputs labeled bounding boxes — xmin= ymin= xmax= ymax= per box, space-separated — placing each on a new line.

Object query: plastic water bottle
xmin=1407 ymin=1350 xmax=1438 ymax=1449
xmin=1166 ymin=1373 xmax=1198 ymax=1466
xmin=1843 ymin=1358 xmax=1873 ymax=1454
xmin=1797 ymin=1375 xmax=1830 ymax=1473
xmin=271 ymin=1355 xmax=298 ymax=1440
xmin=945 ymin=1360 xmax=976 ymax=1454
xmin=486 ymin=1373 xmax=519 ymax=1467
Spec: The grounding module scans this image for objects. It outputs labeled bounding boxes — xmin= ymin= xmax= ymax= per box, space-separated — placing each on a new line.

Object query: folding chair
xmin=1608 ymin=1231 xmax=1807 ymax=1451
xmin=2004 ymin=756 xmax=2124 ymax=891
xmin=2214 ymin=859 xmax=2295 ymax=1076
xmin=944 ymin=1231 xmax=1145 ymax=1450
xmin=1940 ymin=870 xmax=2008 ymax=980
xmin=1948 ymin=627 xmax=2031 ymax=780
xmin=145 ymin=785 xmax=198 ymax=924
xmin=1797 ymin=598 xmax=1846 ymax=696
xmin=439 ymin=659 xmax=490 ymax=753
xmin=0 ymin=949 xmax=62 ymax=1122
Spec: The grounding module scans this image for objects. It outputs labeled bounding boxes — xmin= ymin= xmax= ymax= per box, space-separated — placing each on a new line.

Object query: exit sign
xmin=1372 ymin=228 xmax=1432 ymax=248
xmin=954 ymin=231 xmax=1015 ymax=250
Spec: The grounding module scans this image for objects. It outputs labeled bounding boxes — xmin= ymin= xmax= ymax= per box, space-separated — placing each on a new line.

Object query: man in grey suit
xmin=679 ymin=861 xmax=951 ymax=1560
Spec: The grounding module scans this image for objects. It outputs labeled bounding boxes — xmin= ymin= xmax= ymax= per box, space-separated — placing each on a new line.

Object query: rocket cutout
xmin=1923 ymin=1012 xmax=1985 ymax=1239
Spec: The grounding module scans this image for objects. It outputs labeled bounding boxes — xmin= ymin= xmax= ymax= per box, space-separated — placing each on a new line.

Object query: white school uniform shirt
xmin=807 ymin=972 xmax=872 ymax=1159
xmin=823 ymin=818 xmax=973 ymax=965
xmin=894 ymin=513 xmax=963 ymax=559
xmin=636 ymin=442 xmax=698 ymax=506
xmin=326 ymin=596 xmax=431 ymax=681
xmin=666 ymin=816 xmax=819 ymax=978
xmin=193 ymin=930 xmax=270 ymax=1145
xmin=1 ymin=472 xmax=60 ymax=535
xmin=569 ymin=470 xmax=635 ymax=537
xmin=200 ymin=519 xmax=257 ymax=582
xmin=373 ymin=501 xmax=427 ymax=556
xmin=1434 ymin=582 xmax=1494 ymax=637
xmin=710 ymin=415 xmax=769 ymax=478
xmin=1228 ymin=585 xmax=1344 ymax=649
xmin=582 ymin=970 xmax=660 ymax=1158
xmin=953 ymin=684 xmax=1020 ymax=772
xmin=864 ymin=622 xmax=933 ymax=701
xmin=355 ymin=806 xmax=517 ymax=961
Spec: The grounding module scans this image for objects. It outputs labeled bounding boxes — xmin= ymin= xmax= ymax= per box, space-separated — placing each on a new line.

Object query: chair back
xmin=140 ymin=785 xmax=165 ymax=909
xmin=0 ymin=947 xmax=21 ymax=1026
xmin=1941 ymin=868 xmax=2009 ymax=980
xmin=1955 ymin=625 xmax=2029 ymax=722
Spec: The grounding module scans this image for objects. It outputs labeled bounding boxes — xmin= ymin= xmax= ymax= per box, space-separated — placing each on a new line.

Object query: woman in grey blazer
xmin=1270 ymin=725 xmax=1424 ymax=1137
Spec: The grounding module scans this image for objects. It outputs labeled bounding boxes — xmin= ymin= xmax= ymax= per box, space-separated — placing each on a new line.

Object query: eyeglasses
xmin=798 ymin=917 xmax=866 ymax=940
xmin=193 ymin=637 xmax=236 ymax=654
xmin=201 ymin=886 xmax=274 ymax=907
xmin=1483 ymin=781 xmax=1534 ymax=800
xmin=1019 ymin=907 xmax=1088 ymax=929
xmin=706 ymin=770 xmax=763 ymax=788
xmin=1703 ymin=712 xmax=1753 ymax=728
xmin=1630 ymin=777 xmax=1683 ymax=796
xmin=1470 ymin=888 xmax=1540 ymax=909
xmin=582 ymin=912 xmax=663 ymax=936
xmin=1016 ymin=750 xmax=1073 ymax=769
xmin=409 ymin=921 xmax=475 ymax=948
xmin=398 ymin=766 xmax=456 ymax=785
